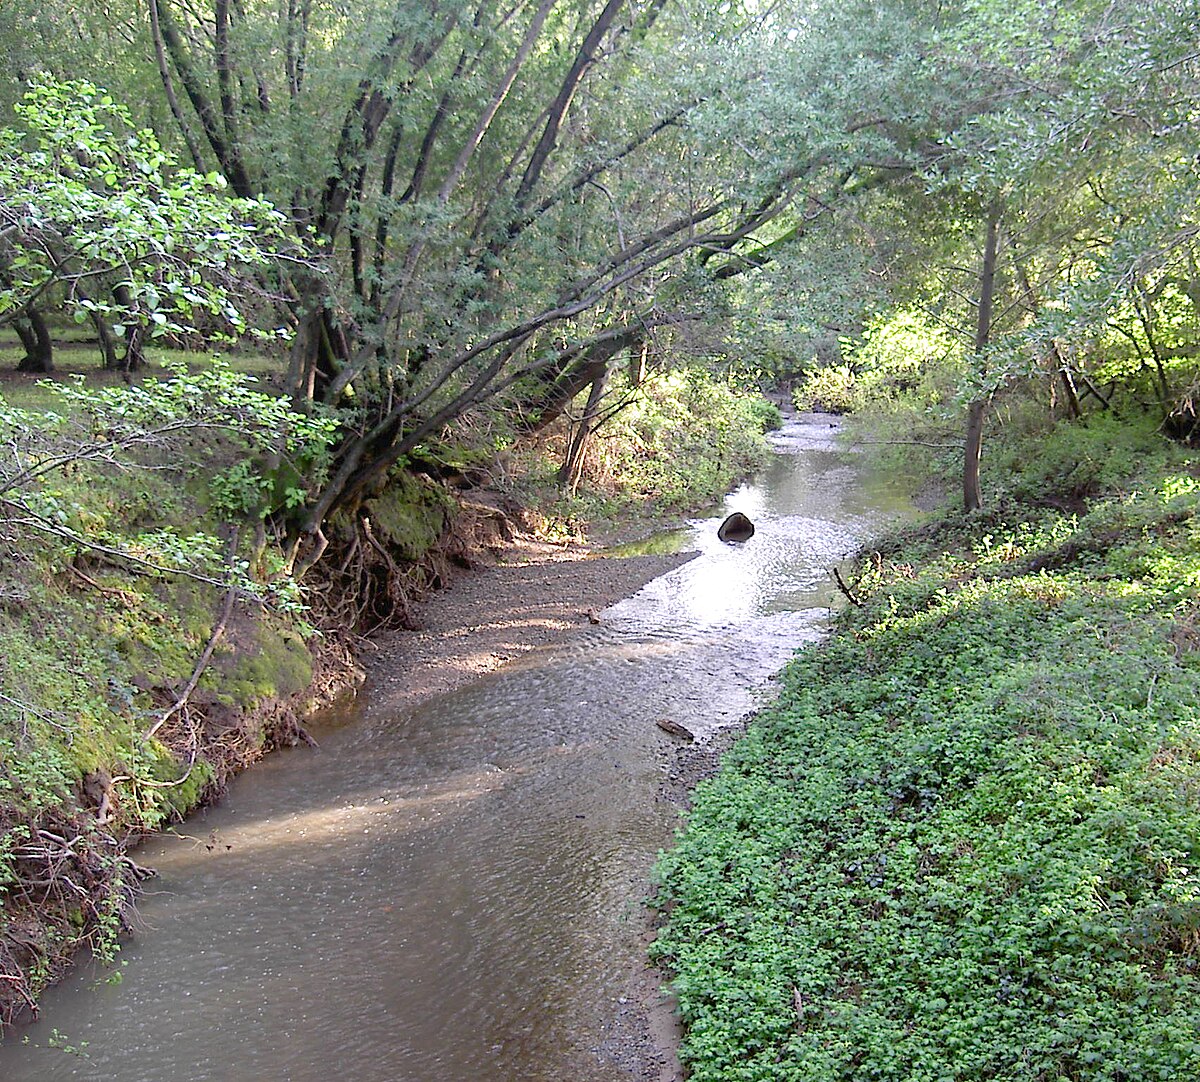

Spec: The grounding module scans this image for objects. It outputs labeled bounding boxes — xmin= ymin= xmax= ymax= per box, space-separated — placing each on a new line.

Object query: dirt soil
xmin=355 ymin=535 xmax=709 ymax=1081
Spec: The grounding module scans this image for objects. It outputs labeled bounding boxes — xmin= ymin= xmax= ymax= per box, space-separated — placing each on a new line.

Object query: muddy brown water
xmin=0 ymin=414 xmax=914 ymax=1081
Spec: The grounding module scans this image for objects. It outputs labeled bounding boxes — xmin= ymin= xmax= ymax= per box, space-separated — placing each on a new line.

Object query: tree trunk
xmin=1075 ymin=367 xmax=1111 ymax=410
xmin=962 ymin=398 xmax=986 ymax=511
xmin=91 ymin=310 xmax=120 ymax=370
xmin=1133 ymin=283 xmax=1172 ymax=418
xmin=111 ymin=286 xmax=146 ymax=372
xmin=512 ymin=0 xmax=626 ymax=212
xmin=149 ymin=0 xmax=209 ymax=173
xmin=963 ymin=203 xmax=1001 ymax=513
xmin=1055 ymin=345 xmax=1082 ymax=419
xmin=558 ymin=366 xmax=609 ymax=495
xmin=287 ymin=306 xmax=345 ymax=404
xmin=15 ymin=308 xmax=53 ymax=372
xmin=121 ymin=326 xmax=147 ymax=373
xmin=154 ymin=0 xmax=254 ymax=197
xmin=517 ymin=329 xmax=642 ymax=436
xmin=627 ymin=337 xmax=648 ymax=388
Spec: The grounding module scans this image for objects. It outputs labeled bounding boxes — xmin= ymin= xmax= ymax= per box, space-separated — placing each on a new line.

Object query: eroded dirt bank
xmin=0 ymin=518 xmax=693 ymax=1035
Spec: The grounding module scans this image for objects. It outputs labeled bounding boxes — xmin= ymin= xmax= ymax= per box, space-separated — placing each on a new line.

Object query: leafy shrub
xmin=748 ymin=397 xmax=785 ymax=432
xmin=793 ymin=363 xmax=862 ymax=413
xmin=516 ymin=368 xmax=773 ymax=521
xmin=595 ymin=370 xmax=771 ymax=510
xmin=985 ymin=408 xmax=1185 ymax=506
xmin=0 ymin=78 xmax=292 ymax=344
xmin=793 ymin=311 xmax=962 ymax=415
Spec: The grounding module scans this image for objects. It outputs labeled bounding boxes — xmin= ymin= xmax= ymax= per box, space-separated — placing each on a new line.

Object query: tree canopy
xmin=0 ymin=79 xmax=293 ymax=357
xmin=1 ymin=0 xmax=1196 ymax=526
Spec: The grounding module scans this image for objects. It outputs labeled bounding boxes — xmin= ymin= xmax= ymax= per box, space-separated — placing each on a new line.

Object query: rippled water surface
xmin=0 ymin=414 xmax=914 ymax=1081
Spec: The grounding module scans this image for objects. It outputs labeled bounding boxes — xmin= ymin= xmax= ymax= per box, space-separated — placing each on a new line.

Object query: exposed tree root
xmin=0 ymin=810 xmax=146 ymax=1030
xmin=307 ymin=491 xmax=521 ymax=635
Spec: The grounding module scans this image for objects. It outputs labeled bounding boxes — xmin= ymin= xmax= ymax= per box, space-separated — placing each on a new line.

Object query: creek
xmin=0 ymin=413 xmax=913 ymax=1081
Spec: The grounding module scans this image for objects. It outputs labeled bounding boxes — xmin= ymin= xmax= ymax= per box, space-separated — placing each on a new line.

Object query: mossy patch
xmin=362 ymin=470 xmax=453 ymax=561
xmin=214 ymin=618 xmax=313 ymax=706
xmin=145 ymin=742 xmax=213 ymax=820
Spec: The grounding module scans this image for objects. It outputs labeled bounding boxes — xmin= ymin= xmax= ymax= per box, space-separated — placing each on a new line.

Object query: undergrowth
xmin=653 ymin=411 xmax=1200 ymax=1080
xmin=514 ymin=368 xmax=777 ymax=533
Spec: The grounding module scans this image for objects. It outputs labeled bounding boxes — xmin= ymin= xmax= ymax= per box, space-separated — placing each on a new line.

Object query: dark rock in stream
xmin=717 ymin=512 xmax=755 ymax=543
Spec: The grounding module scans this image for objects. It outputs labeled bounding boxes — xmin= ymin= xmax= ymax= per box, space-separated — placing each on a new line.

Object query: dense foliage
xmin=0 ymin=362 xmax=336 ymax=576
xmin=3 ymin=0 xmax=1196 ymax=518
xmin=653 ymin=418 xmax=1200 ymax=1079
xmin=0 ymin=80 xmax=294 ymax=371
xmin=1 ymin=0 xmax=1199 ymax=1052
xmin=514 ymin=368 xmax=775 ymax=524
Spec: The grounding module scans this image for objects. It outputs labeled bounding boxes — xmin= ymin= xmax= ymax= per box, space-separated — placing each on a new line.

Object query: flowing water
xmin=0 ymin=413 xmax=914 ymax=1081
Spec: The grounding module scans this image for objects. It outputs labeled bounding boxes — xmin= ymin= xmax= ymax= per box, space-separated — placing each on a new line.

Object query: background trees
xmin=783 ymin=0 xmax=1200 ymax=505
xmin=2 ymin=1 xmax=921 ymax=549
xmin=0 ymin=79 xmax=292 ymax=373
xmin=1 ymin=0 xmax=1196 ymax=537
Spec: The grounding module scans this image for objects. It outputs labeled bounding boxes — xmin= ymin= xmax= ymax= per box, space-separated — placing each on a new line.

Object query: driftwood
xmin=656 ymin=717 xmax=695 ymax=741
xmin=830 ymin=566 xmax=863 ymax=607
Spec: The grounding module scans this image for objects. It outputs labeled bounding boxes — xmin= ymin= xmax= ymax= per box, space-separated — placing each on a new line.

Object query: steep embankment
xmin=0 ymin=452 xmax=518 ymax=1028
xmin=653 ymin=416 xmax=1200 ymax=1080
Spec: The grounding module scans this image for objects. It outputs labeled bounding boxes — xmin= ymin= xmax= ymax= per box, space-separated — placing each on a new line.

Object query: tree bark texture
xmin=963 ymin=203 xmax=1001 ymax=513
xmin=15 ymin=308 xmax=53 ymax=373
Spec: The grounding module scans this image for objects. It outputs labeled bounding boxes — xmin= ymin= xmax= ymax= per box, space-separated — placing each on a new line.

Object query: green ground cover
xmin=653 ymin=416 xmax=1200 ymax=1080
